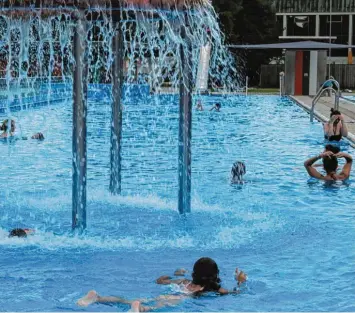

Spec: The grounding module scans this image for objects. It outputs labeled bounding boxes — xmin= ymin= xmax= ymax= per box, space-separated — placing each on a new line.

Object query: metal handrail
xmin=310 ymin=78 xmax=341 ymax=122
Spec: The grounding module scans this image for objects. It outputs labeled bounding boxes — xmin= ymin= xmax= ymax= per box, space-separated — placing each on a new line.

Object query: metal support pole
xmin=328 ymin=0 xmax=332 ymax=75
xmin=245 ymin=76 xmax=248 ymax=96
xmin=110 ymin=26 xmax=124 ymax=194
xmin=178 ymin=22 xmax=193 ymax=214
xmin=348 ymin=15 xmax=353 ymax=64
xmin=72 ymin=19 xmax=88 ymax=231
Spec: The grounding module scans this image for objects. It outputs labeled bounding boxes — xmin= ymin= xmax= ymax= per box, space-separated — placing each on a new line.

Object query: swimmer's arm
xmin=218 ymin=287 xmax=241 ymax=295
xmin=304 ymin=155 xmax=325 ymax=180
xmin=336 ymin=152 xmax=352 ymax=179
xmin=156 ymin=276 xmax=189 ymax=285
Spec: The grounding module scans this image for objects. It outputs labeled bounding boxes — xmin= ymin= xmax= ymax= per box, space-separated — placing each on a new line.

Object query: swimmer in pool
xmin=210 ymin=103 xmax=221 ymax=112
xmin=8 ymin=228 xmax=35 ymax=238
xmin=0 ymin=119 xmax=44 ymax=140
xmin=77 ymin=257 xmax=247 ymax=312
xmin=312 ymin=144 xmax=340 ymax=168
xmin=196 ymin=100 xmax=204 ymax=111
xmin=0 ymin=119 xmax=16 ymax=138
xmin=31 ymin=132 xmax=45 ymax=140
xmin=304 ymin=151 xmax=352 ymax=181
xmin=231 ymin=161 xmax=246 ymax=184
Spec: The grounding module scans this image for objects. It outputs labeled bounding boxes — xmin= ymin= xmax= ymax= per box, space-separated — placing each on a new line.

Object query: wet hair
xmin=9 ymin=228 xmax=27 ymax=238
xmin=192 ymin=257 xmax=221 ymax=292
xmin=323 ymin=156 xmax=338 ymax=174
xmin=215 ymin=103 xmax=221 ymax=109
xmin=0 ymin=119 xmax=15 ymax=132
xmin=32 ymin=132 xmax=45 ymax=140
xmin=325 ymin=144 xmax=340 ymax=154
xmin=330 ymin=108 xmax=341 ymax=117
xmin=231 ymin=161 xmax=246 ymax=182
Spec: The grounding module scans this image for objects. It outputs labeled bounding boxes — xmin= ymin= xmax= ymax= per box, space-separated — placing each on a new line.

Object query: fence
xmin=261 ymin=64 xmax=355 ymax=89
xmin=260 ymin=65 xmax=284 ymax=88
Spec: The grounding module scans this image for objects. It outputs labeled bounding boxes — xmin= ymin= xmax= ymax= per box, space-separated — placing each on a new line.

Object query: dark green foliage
xmin=213 ymin=0 xmax=281 ymax=86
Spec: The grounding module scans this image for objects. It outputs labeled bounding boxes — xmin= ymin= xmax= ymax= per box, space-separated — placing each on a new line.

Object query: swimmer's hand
xmin=174 ymin=268 xmax=187 ymax=276
xmin=235 ymin=268 xmax=247 ymax=285
xmin=320 ymin=151 xmax=334 ymax=158
xmin=156 ymin=276 xmax=172 ymax=284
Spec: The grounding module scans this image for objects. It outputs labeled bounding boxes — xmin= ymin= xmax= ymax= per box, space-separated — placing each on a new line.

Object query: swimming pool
xmin=1 ymin=94 xmax=354 ymax=312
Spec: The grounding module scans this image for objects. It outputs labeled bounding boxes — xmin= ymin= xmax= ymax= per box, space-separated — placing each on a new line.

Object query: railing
xmin=310 ymin=78 xmax=341 ymax=122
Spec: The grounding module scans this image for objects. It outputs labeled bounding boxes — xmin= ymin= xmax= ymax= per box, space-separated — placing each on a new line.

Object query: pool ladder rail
xmin=310 ymin=78 xmax=341 ymax=122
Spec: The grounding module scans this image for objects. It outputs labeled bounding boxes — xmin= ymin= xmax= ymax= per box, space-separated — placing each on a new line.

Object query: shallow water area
xmin=1 ymin=94 xmax=355 ymax=312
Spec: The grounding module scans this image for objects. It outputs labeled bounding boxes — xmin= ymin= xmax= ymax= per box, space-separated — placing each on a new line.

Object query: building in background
xmin=273 ymin=0 xmax=354 ymax=64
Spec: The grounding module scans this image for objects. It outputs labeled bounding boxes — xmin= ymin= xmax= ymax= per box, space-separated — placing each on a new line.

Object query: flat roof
xmin=227 ymin=40 xmax=355 ymax=50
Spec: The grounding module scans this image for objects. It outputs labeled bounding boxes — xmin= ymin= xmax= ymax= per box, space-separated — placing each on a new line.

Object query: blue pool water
xmin=1 ymin=94 xmax=355 ymax=312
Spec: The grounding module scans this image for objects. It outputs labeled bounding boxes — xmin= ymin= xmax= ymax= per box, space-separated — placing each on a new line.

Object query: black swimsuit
xmin=325 ymin=134 xmax=342 ymax=141
xmin=325 ymin=122 xmax=342 ymax=142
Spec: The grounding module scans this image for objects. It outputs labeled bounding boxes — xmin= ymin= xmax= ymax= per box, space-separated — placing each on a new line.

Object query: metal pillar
xmin=282 ymin=15 xmax=287 ymax=37
xmin=315 ymin=14 xmax=320 ymax=37
xmin=178 ymin=23 xmax=193 ymax=214
xmin=110 ymin=26 xmax=124 ymax=194
xmin=72 ymin=19 xmax=88 ymax=230
xmin=348 ymin=15 xmax=353 ymax=64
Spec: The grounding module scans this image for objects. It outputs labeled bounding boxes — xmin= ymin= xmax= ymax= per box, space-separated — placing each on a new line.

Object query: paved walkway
xmin=292 ymin=94 xmax=355 ymax=145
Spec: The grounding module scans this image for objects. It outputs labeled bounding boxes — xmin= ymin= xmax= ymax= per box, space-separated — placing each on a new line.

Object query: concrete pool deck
xmin=292 ymin=94 xmax=355 ymax=146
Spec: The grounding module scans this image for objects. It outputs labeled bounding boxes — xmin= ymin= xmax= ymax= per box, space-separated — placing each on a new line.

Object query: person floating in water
xmin=304 ymin=150 xmax=352 ymax=181
xmin=231 ymin=161 xmax=246 ymax=184
xmin=0 ymin=119 xmax=44 ymax=140
xmin=77 ymin=257 xmax=247 ymax=312
xmin=323 ymin=109 xmax=348 ymax=142
xmin=8 ymin=228 xmax=35 ymax=238
xmin=210 ymin=103 xmax=221 ymax=112
xmin=196 ymin=100 xmax=204 ymax=111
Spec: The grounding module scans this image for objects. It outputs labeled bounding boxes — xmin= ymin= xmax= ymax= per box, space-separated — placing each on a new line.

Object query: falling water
xmin=0 ymin=1 xmax=241 ymax=227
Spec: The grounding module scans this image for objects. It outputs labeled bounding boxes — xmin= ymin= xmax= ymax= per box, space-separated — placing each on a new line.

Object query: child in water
xmin=231 ymin=161 xmax=246 ymax=184
xmin=210 ymin=103 xmax=221 ymax=112
xmin=77 ymin=257 xmax=247 ymax=312
xmin=8 ymin=228 xmax=35 ymax=238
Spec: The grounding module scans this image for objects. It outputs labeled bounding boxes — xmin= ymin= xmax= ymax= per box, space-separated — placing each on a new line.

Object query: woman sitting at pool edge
xmin=323 ymin=109 xmax=348 ymax=142
xmin=77 ymin=257 xmax=247 ymax=312
xmin=304 ymin=151 xmax=352 ymax=181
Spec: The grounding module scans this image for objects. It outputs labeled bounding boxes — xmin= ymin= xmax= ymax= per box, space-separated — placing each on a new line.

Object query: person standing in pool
xmin=323 ymin=109 xmax=348 ymax=142
xmin=304 ymin=150 xmax=352 ymax=181
xmin=210 ymin=103 xmax=221 ymax=112
xmin=196 ymin=100 xmax=204 ymax=111
xmin=0 ymin=119 xmax=16 ymax=138
xmin=77 ymin=257 xmax=247 ymax=312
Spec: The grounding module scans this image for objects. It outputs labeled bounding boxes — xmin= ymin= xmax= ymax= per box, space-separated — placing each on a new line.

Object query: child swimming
xmin=231 ymin=161 xmax=246 ymax=184
xmin=77 ymin=257 xmax=247 ymax=312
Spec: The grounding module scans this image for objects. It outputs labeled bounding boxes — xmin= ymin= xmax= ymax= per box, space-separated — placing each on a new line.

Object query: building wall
xmin=273 ymin=0 xmax=355 ymax=13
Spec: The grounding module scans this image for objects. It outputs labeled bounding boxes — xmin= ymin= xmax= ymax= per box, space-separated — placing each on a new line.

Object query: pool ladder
xmin=310 ymin=78 xmax=341 ymax=122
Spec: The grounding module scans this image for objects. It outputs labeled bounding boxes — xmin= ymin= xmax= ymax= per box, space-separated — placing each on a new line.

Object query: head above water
xmin=323 ymin=155 xmax=338 ymax=174
xmin=9 ymin=228 xmax=27 ymax=238
xmin=192 ymin=257 xmax=221 ymax=292
xmin=231 ymin=161 xmax=246 ymax=181
xmin=325 ymin=144 xmax=340 ymax=154
xmin=0 ymin=119 xmax=15 ymax=133
xmin=215 ymin=103 xmax=221 ymax=109
xmin=330 ymin=108 xmax=341 ymax=117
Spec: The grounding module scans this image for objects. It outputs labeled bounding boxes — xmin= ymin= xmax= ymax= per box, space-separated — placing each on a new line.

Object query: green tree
xmin=213 ymin=0 xmax=281 ymax=85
